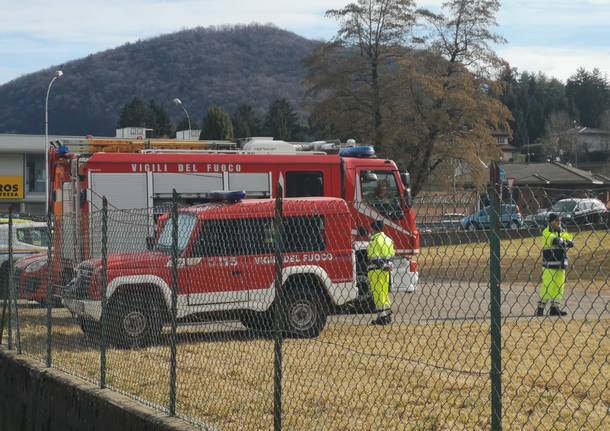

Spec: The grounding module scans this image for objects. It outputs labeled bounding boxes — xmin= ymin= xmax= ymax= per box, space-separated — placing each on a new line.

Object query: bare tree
xmin=320 ymin=0 xmax=417 ymax=149
xmin=543 ymin=111 xmax=574 ymax=160
xmin=419 ymin=0 xmax=507 ymax=76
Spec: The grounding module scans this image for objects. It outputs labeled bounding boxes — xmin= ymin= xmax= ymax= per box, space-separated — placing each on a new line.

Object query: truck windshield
xmin=361 ymin=171 xmax=402 ymax=214
xmin=16 ymin=227 xmax=50 ymax=247
xmin=157 ymin=214 xmax=197 ymax=254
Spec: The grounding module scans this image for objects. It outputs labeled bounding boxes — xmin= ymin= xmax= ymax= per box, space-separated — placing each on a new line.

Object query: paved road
xmin=330 ymin=280 xmax=610 ymax=325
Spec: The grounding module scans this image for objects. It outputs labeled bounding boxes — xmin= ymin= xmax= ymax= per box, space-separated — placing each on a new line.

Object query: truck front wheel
xmin=281 ymin=288 xmax=327 ymax=338
xmin=107 ymin=291 xmax=163 ymax=348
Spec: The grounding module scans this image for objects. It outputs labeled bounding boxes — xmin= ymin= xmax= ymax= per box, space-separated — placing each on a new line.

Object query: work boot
xmin=549 ymin=305 xmax=567 ymax=317
xmin=371 ymin=314 xmax=392 ymax=326
xmin=536 ymin=305 xmax=545 ymax=317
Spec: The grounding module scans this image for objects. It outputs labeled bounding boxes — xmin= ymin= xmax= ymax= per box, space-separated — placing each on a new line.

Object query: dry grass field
xmin=7 ymin=306 xmax=610 ymax=431
xmin=3 ymin=230 xmax=609 ymax=430
xmin=419 ymin=230 xmax=610 ymax=290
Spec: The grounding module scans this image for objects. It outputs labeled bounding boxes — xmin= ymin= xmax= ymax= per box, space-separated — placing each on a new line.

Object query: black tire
xmin=281 ymin=288 xmax=327 ymax=338
xmin=240 ymin=310 xmax=273 ymax=333
xmin=107 ymin=291 xmax=163 ymax=348
xmin=79 ymin=318 xmax=101 ymax=340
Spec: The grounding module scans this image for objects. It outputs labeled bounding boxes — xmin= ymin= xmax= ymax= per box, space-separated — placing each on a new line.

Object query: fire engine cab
xmin=63 ymin=195 xmax=357 ymax=344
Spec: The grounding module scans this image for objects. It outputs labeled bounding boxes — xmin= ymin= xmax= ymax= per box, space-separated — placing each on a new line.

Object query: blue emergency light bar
xmin=339 ymin=146 xmax=375 ymax=158
xmin=205 ymin=190 xmax=246 ymax=203
xmin=57 ymin=144 xmax=70 ymax=156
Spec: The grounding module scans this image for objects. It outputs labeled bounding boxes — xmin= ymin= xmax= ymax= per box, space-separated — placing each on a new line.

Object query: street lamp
xmin=45 ymin=70 xmax=63 ymax=214
xmin=173 ymin=98 xmax=192 ymax=139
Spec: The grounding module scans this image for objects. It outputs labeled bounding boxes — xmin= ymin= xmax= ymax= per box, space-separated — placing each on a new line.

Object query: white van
xmin=0 ymin=221 xmax=49 ymax=290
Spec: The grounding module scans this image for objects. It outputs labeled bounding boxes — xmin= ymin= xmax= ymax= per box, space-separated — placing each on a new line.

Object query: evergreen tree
xmin=566 ymin=68 xmax=610 ymax=128
xmin=263 ymin=99 xmax=301 ymax=141
xmin=232 ymin=105 xmax=259 ymax=139
xmin=200 ymin=106 xmax=235 ymax=140
xmin=499 ymin=69 xmax=569 ymax=148
xmin=117 ymin=98 xmax=149 ymax=128
xmin=147 ymin=100 xmax=173 ymax=138
xmin=176 ymin=117 xmax=198 ymax=133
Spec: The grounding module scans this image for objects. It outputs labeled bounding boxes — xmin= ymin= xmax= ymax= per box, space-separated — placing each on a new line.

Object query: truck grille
xmin=74 ymin=264 xmax=95 ymax=299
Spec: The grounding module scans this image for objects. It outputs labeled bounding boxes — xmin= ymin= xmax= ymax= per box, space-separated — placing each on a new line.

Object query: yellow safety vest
xmin=368 ymin=232 xmax=395 ymax=260
xmin=541 ymin=226 xmax=573 ymax=269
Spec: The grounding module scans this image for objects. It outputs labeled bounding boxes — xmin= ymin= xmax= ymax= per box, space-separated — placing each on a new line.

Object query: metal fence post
xmin=489 ymin=162 xmax=503 ymax=431
xmin=100 ymin=197 xmax=108 ymax=388
xmin=273 ymin=182 xmax=284 ymax=431
xmin=46 ymin=211 xmax=53 ymax=367
xmin=6 ymin=209 xmax=13 ymax=350
xmin=169 ymin=189 xmax=179 ymax=416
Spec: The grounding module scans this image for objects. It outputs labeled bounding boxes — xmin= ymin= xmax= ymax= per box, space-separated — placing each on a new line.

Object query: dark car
xmin=527 ymin=198 xmax=608 ymax=227
xmin=461 ymin=204 xmax=524 ymax=231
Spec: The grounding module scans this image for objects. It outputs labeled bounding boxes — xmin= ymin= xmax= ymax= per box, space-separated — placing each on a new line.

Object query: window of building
xmin=285 ymin=171 xmax=324 ymax=197
xmin=26 ymin=154 xmax=46 ymax=193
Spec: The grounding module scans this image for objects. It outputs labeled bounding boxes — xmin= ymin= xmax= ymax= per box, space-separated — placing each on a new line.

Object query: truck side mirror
xmin=400 ymin=172 xmax=410 ymax=187
xmin=400 ymin=172 xmax=413 ymax=207
xmin=146 ymin=236 xmax=156 ymax=251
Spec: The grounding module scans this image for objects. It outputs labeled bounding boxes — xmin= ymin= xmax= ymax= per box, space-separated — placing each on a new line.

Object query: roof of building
xmin=565 ymin=127 xmax=610 ymax=136
xmin=501 ymin=161 xmax=610 ymax=186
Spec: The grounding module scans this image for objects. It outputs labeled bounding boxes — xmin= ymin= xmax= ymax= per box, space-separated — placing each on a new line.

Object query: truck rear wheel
xmin=78 ymin=318 xmax=100 ymax=340
xmin=107 ymin=291 xmax=163 ymax=348
xmin=281 ymin=288 xmax=327 ymax=338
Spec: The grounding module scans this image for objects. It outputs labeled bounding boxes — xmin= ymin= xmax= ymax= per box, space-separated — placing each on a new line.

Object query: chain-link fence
xmin=1 ymin=178 xmax=609 ymax=430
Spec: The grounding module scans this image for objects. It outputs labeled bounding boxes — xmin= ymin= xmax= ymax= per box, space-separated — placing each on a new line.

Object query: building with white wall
xmin=0 ymin=134 xmax=87 ymax=215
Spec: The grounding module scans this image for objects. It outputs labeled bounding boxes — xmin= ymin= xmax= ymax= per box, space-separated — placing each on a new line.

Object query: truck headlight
xmin=25 ymin=259 xmax=47 ymax=273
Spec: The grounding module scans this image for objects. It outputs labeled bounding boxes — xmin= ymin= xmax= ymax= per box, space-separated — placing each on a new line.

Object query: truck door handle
xmin=232 ymin=270 xmax=241 ymax=276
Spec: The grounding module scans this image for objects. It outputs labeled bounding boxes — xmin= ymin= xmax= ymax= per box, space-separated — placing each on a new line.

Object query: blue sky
xmin=1 ymin=0 xmax=609 ymax=85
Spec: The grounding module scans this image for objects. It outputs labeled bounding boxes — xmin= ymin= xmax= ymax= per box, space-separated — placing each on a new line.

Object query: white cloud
xmin=499 ymin=46 xmax=610 ymax=81
xmin=2 ymin=0 xmax=610 ymax=84
xmin=0 ymin=0 xmax=344 ymax=44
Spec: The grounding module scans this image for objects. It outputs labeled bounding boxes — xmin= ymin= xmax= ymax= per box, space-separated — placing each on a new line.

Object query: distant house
xmin=492 ymin=131 xmax=517 ymax=162
xmin=566 ymin=127 xmax=610 ymax=153
xmin=501 ymin=161 xmax=610 ymax=213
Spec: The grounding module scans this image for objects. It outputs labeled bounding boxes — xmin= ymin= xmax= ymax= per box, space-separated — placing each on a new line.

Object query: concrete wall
xmin=0 ymin=349 xmax=197 ymax=431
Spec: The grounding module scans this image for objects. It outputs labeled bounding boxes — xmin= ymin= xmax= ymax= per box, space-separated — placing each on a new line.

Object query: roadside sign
xmin=0 ymin=176 xmax=24 ymax=199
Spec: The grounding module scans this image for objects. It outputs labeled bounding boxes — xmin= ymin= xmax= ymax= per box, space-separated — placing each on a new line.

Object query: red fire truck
xmin=17 ymin=140 xmax=420 ymax=304
xmin=63 ymin=196 xmax=356 ymax=343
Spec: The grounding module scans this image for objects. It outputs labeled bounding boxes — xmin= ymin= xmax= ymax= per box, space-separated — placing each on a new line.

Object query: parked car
xmin=461 ymin=204 xmax=523 ymax=231
xmin=0 ymin=222 xmax=49 ymax=296
xmin=437 ymin=213 xmax=467 ymax=231
xmin=527 ymin=198 xmax=608 ymax=227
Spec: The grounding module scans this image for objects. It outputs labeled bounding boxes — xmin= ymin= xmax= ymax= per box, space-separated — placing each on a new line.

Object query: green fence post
xmin=489 ymin=162 xmax=503 ymax=431
xmin=6 ymin=210 xmax=13 ymax=350
xmin=273 ymin=182 xmax=284 ymax=431
xmin=46 ymin=211 xmax=53 ymax=367
xmin=169 ymin=189 xmax=179 ymax=416
xmin=100 ymin=197 xmax=108 ymax=388
xmin=12 ymin=215 xmax=21 ymax=355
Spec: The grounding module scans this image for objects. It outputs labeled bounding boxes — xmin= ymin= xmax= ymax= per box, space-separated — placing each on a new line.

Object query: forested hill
xmin=0 ymin=25 xmax=318 ymax=136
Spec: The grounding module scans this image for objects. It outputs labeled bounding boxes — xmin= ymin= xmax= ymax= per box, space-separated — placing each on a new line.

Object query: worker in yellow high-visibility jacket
xmin=537 ymin=213 xmax=574 ymax=317
xmin=368 ymin=220 xmax=395 ymax=325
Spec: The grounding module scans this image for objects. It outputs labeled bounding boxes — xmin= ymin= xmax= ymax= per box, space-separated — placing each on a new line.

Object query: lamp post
xmin=45 ymin=70 xmax=63 ymax=215
xmin=173 ymin=98 xmax=191 ymax=139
